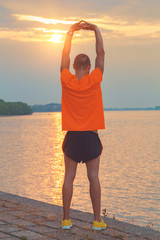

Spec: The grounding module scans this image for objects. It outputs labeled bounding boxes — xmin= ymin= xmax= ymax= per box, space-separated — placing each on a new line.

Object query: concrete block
xmin=43 ymin=220 xmax=61 ymax=229
xmin=27 ymin=225 xmax=58 ymax=234
xmin=0 ymin=214 xmax=18 ymax=223
xmin=10 ymin=218 xmax=37 ymax=227
xmin=11 ymin=230 xmax=43 ymax=239
xmin=0 ymin=221 xmax=6 ymax=225
xmin=0 ymin=224 xmax=20 ymax=233
xmin=0 ymin=232 xmax=13 ymax=238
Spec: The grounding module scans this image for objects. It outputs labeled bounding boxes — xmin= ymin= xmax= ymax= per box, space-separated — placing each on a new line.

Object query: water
xmin=0 ymin=111 xmax=159 ymax=230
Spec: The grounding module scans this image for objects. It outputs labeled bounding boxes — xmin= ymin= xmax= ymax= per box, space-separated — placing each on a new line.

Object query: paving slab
xmin=11 ymin=229 xmax=44 ymax=239
xmin=0 ymin=239 xmax=18 ymax=240
xmin=0 ymin=224 xmax=21 ymax=233
xmin=0 ymin=191 xmax=159 ymax=240
xmin=0 ymin=221 xmax=6 ymax=225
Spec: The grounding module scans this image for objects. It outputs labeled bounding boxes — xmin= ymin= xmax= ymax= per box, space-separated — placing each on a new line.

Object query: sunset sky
xmin=0 ymin=0 xmax=160 ymax=108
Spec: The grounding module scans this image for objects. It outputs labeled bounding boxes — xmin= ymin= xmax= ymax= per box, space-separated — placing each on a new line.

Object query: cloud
xmin=0 ymin=1 xmax=160 ymax=44
xmin=1 ymin=0 xmax=160 ymax=20
xmin=0 ymin=27 xmax=49 ymax=42
xmin=13 ymin=14 xmax=76 ymax=25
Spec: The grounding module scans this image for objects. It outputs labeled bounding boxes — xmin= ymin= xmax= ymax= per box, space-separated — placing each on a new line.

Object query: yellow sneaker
xmin=62 ymin=219 xmax=72 ymax=230
xmin=92 ymin=218 xmax=107 ymax=230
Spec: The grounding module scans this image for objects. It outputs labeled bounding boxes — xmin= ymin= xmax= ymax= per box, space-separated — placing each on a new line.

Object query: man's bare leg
xmin=86 ymin=156 xmax=101 ymax=222
xmin=62 ymin=154 xmax=78 ymax=220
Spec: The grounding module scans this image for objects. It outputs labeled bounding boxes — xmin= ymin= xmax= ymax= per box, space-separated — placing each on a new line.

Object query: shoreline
xmin=0 ymin=191 xmax=159 ymax=240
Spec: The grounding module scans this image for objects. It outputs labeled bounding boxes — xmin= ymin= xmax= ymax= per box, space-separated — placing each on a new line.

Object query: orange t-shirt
xmin=61 ymin=68 xmax=105 ymax=131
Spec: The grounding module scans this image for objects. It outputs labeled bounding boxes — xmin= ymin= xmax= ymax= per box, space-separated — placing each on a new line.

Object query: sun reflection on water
xmin=49 ymin=113 xmax=66 ymax=205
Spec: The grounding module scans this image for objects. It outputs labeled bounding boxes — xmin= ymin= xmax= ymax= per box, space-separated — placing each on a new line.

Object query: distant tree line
xmin=1 ymin=99 xmax=159 ymax=115
xmin=104 ymin=106 xmax=160 ymax=111
xmin=0 ymin=99 xmax=32 ymax=116
xmin=30 ymin=103 xmax=160 ymax=112
xmin=30 ymin=103 xmax=61 ymax=112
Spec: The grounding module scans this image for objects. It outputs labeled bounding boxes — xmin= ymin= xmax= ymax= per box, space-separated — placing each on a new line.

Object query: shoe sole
xmin=92 ymin=227 xmax=106 ymax=230
xmin=62 ymin=225 xmax=72 ymax=230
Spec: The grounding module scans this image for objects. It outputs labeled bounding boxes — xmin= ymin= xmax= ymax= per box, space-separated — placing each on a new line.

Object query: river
xmin=0 ymin=111 xmax=159 ymax=230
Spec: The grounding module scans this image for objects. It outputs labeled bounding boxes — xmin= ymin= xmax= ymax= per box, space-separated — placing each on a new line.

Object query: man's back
xmin=61 ymin=68 xmax=105 ymax=131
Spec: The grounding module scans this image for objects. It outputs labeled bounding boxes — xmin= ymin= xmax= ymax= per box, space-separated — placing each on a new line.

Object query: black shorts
xmin=62 ymin=131 xmax=103 ymax=163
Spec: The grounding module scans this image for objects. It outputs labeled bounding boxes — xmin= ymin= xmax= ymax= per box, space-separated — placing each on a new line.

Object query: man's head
xmin=73 ymin=54 xmax=91 ymax=72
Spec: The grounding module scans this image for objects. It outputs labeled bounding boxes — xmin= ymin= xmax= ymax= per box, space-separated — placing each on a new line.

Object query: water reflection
xmin=50 ymin=113 xmax=65 ymax=205
xmin=0 ymin=111 xmax=159 ymax=230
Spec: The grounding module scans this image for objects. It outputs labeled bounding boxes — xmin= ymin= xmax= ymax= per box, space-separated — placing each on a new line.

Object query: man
xmin=60 ymin=20 xmax=107 ymax=230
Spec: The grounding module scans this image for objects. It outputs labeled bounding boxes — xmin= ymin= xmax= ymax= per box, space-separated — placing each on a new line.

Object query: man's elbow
xmin=97 ymin=49 xmax=105 ymax=56
xmin=101 ymin=49 xmax=105 ymax=55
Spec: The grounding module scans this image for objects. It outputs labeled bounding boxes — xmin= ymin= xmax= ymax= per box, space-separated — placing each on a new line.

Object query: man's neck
xmin=75 ymin=69 xmax=89 ymax=80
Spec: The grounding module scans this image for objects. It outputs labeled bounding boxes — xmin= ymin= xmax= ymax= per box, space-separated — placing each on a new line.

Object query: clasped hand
xmin=69 ymin=20 xmax=97 ymax=32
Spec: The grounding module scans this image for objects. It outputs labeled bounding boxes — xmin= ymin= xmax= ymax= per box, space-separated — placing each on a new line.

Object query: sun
xmin=50 ymin=34 xmax=63 ymax=43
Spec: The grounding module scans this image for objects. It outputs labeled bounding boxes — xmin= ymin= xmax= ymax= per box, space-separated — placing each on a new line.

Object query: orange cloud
xmin=13 ymin=14 xmax=75 ymax=25
xmin=0 ymin=13 xmax=160 ymax=44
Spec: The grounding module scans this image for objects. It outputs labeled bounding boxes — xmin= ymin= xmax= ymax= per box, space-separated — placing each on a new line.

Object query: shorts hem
xmin=64 ymin=153 xmax=101 ymax=164
xmin=63 ymin=153 xmax=81 ymax=163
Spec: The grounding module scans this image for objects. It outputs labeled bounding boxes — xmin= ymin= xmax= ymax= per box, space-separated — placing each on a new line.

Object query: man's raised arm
xmin=94 ymin=26 xmax=105 ymax=73
xmin=81 ymin=22 xmax=105 ymax=73
xmin=60 ymin=21 xmax=82 ymax=72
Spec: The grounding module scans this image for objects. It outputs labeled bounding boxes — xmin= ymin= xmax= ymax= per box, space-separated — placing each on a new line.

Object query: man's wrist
xmin=93 ymin=26 xmax=98 ymax=32
xmin=68 ymin=30 xmax=74 ymax=36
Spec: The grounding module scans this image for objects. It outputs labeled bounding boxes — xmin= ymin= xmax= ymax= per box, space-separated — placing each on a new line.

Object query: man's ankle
xmin=63 ymin=217 xmax=70 ymax=221
xmin=94 ymin=217 xmax=101 ymax=222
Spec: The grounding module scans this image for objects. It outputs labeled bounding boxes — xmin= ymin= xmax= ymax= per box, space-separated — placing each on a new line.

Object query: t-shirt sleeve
xmin=61 ymin=68 xmax=73 ymax=86
xmin=90 ymin=68 xmax=103 ymax=83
